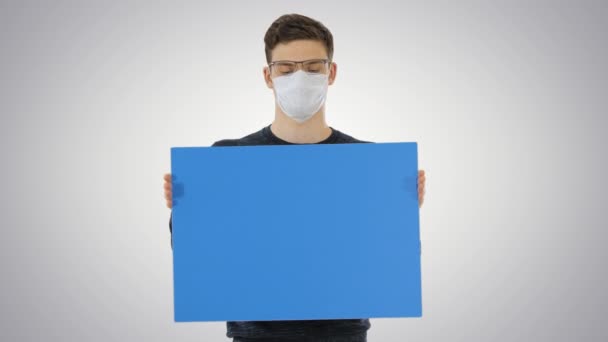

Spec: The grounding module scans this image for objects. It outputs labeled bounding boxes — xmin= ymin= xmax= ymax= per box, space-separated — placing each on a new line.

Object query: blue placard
xmin=171 ymin=142 xmax=421 ymax=322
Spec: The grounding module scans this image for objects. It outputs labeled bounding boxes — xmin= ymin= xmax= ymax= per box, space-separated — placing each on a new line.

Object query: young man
xmin=163 ymin=13 xmax=426 ymax=342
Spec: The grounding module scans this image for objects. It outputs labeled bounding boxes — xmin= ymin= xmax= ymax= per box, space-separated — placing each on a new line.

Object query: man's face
xmin=263 ymin=39 xmax=337 ymax=90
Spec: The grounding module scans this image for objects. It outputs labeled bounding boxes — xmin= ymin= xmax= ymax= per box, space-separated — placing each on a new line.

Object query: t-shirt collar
xmin=262 ymin=124 xmax=338 ymax=145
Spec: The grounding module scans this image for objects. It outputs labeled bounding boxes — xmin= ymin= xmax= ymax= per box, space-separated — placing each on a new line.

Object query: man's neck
xmin=270 ymin=107 xmax=332 ymax=144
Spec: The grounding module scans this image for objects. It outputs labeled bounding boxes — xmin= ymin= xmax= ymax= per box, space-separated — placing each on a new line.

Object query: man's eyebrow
xmin=271 ymin=58 xmax=327 ymax=63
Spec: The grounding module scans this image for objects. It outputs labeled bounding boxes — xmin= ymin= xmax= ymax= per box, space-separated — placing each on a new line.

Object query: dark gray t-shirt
xmin=169 ymin=124 xmax=372 ymax=339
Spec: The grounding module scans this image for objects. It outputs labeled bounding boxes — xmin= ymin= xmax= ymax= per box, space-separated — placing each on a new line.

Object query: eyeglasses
xmin=268 ymin=59 xmax=330 ymax=76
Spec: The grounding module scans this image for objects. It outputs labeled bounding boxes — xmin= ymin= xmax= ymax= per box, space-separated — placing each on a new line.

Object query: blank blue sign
xmin=170 ymin=142 xmax=421 ymax=322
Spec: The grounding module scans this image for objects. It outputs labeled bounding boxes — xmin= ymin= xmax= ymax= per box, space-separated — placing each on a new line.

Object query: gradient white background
xmin=1 ymin=1 xmax=607 ymax=341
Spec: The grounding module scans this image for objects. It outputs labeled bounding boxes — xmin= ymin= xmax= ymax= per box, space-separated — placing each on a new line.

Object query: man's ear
xmin=328 ymin=62 xmax=337 ymax=86
xmin=263 ymin=66 xmax=273 ymax=89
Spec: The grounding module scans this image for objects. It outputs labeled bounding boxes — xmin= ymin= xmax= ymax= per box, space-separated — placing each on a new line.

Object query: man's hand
xmin=418 ymin=170 xmax=426 ymax=208
xmin=163 ymin=173 xmax=173 ymax=209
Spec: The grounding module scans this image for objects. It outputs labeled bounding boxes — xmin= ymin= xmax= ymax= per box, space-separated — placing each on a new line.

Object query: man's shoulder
xmin=211 ymin=127 xmax=267 ymax=147
xmin=334 ymin=130 xmax=374 ymax=144
xmin=211 ymin=139 xmax=240 ymax=147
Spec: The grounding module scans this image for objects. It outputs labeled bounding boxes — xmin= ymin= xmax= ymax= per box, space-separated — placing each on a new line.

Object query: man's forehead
xmin=271 ymin=39 xmax=328 ymax=61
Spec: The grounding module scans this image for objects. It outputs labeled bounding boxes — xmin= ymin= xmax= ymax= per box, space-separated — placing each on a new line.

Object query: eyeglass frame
xmin=267 ymin=58 xmax=332 ymax=76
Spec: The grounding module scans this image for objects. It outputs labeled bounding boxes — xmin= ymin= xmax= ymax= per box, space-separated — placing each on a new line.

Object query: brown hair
xmin=264 ymin=14 xmax=334 ymax=64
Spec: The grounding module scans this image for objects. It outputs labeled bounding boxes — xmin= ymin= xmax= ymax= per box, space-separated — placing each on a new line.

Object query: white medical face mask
xmin=272 ymin=70 xmax=329 ymax=123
